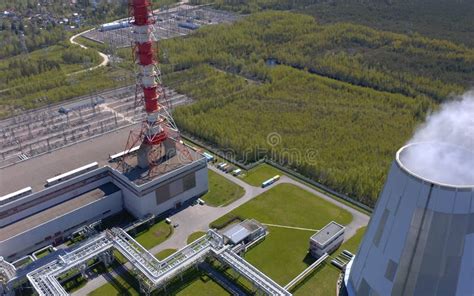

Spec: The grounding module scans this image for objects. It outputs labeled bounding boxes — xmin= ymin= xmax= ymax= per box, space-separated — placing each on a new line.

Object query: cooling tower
xmin=345 ymin=142 xmax=474 ymax=296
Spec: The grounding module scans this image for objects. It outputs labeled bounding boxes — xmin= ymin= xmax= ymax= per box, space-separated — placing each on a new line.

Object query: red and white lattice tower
xmin=122 ymin=0 xmax=184 ymax=171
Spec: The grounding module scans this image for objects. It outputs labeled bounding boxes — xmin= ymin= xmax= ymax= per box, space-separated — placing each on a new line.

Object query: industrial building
xmin=0 ymin=146 xmax=208 ymax=261
xmin=222 ymin=219 xmax=266 ymax=245
xmin=344 ymin=142 xmax=474 ymax=296
xmin=309 ymin=221 xmax=345 ymax=258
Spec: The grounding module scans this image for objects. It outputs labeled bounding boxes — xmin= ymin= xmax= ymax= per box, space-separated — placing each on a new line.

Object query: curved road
xmin=69 ymin=29 xmax=109 ymax=75
xmin=149 ymin=166 xmax=370 ymax=255
xmin=0 ymin=29 xmax=109 ymax=94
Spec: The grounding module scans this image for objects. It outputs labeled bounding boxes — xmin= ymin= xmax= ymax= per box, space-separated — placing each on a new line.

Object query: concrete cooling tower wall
xmin=345 ymin=142 xmax=474 ymax=296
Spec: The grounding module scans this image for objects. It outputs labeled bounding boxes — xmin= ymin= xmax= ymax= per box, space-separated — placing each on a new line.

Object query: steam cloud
xmin=401 ymin=90 xmax=474 ymax=186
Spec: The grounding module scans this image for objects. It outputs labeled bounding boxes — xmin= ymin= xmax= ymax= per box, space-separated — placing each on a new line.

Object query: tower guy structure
xmin=126 ymin=0 xmax=178 ymax=170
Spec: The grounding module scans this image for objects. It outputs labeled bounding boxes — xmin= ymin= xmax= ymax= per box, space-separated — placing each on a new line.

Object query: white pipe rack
xmin=218 ymin=249 xmax=291 ymax=296
xmin=6 ymin=227 xmax=293 ymax=296
xmin=284 ymin=253 xmax=328 ymax=291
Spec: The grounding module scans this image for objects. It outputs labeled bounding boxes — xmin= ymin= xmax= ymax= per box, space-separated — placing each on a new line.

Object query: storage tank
xmin=345 ymin=142 xmax=474 ymax=296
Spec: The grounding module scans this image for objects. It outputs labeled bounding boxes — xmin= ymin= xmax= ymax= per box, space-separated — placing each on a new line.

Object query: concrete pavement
xmin=148 ymin=165 xmax=268 ymax=255
xmin=149 ymin=165 xmax=369 ymax=256
xmin=69 ymin=29 xmax=109 ymax=76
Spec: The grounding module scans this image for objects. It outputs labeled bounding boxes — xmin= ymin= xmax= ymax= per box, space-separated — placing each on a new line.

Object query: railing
xmin=17 ymin=227 xmax=292 ymax=296
xmin=218 ymin=249 xmax=291 ymax=296
xmin=181 ymin=133 xmax=373 ymax=213
xmin=0 ymin=258 xmax=16 ymax=284
xmin=284 ymin=253 xmax=328 ymax=290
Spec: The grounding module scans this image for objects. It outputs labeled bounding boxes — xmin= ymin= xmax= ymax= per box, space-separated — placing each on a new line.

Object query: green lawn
xmin=244 ymin=226 xmax=315 ymax=284
xmin=169 ymin=271 xmax=230 ymax=296
xmin=241 ymin=163 xmax=283 ymax=187
xmin=35 ymin=248 xmax=51 ymax=259
xmin=293 ymin=262 xmax=340 ymax=296
xmin=202 ymin=170 xmax=245 ymax=207
xmin=63 ymin=276 xmax=87 ymax=293
xmin=88 ymin=264 xmax=230 ymax=296
xmin=88 ymin=183 xmax=361 ymax=296
xmin=134 ymin=221 xmax=173 ymax=250
xmin=88 ymin=266 xmax=140 ymax=296
xmin=187 ymin=231 xmax=207 ymax=244
xmin=211 ymin=183 xmax=352 ymax=230
xmin=335 ymin=226 xmax=367 ymax=256
xmin=155 ymin=249 xmax=177 ymax=260
xmin=209 ymin=182 xmax=355 ymax=293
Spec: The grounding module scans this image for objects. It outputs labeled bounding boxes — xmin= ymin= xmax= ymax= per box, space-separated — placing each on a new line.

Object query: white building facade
xmin=0 ymin=155 xmax=208 ymax=261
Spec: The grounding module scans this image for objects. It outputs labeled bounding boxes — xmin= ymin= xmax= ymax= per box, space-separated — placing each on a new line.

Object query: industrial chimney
xmin=344 ymin=142 xmax=474 ymax=296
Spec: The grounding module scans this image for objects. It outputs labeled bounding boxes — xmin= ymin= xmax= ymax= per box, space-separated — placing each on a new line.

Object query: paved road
xmin=149 ymin=166 xmax=369 ymax=255
xmin=0 ymin=29 xmax=108 ymax=94
xmin=73 ymin=164 xmax=369 ymax=295
xmin=69 ymin=29 xmax=109 ymax=75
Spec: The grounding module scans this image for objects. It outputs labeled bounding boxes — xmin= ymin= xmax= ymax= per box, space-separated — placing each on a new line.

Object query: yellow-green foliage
xmin=162 ymin=12 xmax=472 ymax=102
xmin=161 ymin=12 xmax=473 ymax=206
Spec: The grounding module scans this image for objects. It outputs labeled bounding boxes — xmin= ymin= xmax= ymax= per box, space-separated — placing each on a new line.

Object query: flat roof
xmin=222 ymin=219 xmax=264 ymax=244
xmin=223 ymin=224 xmax=251 ymax=244
xmin=0 ymin=125 xmax=138 ymax=196
xmin=0 ymin=183 xmax=119 ymax=241
xmin=310 ymin=221 xmax=344 ymax=246
xmin=117 ymin=144 xmax=201 ymax=185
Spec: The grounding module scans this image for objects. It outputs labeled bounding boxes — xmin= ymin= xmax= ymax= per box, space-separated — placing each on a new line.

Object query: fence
xmin=181 ymin=133 xmax=373 ymax=214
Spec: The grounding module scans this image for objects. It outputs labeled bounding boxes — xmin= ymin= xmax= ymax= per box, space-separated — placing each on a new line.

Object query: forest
xmin=195 ymin=0 xmax=474 ymax=48
xmin=159 ymin=11 xmax=473 ymax=206
xmin=162 ymin=12 xmax=473 ymax=101
xmin=0 ymin=0 xmax=176 ymax=59
xmin=0 ymin=43 xmax=133 ymax=118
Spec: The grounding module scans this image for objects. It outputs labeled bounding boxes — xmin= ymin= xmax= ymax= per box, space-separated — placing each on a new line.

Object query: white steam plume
xmin=400 ymin=90 xmax=474 ymax=186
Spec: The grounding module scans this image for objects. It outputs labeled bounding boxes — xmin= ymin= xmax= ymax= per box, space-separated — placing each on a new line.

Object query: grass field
xmin=202 ymin=170 xmax=245 ymax=206
xmin=155 ymin=249 xmax=177 ymax=260
xmin=134 ymin=221 xmax=173 ymax=250
xmin=212 ymin=183 xmax=352 ymax=230
xmin=244 ymin=226 xmax=316 ymax=284
xmin=88 ymin=263 xmax=230 ymax=296
xmin=187 ymin=231 xmax=207 ymax=244
xmin=88 ymin=266 xmax=139 ymax=296
xmin=34 ymin=248 xmax=51 ymax=259
xmin=209 ymin=182 xmax=357 ymax=294
xmin=167 ymin=271 xmax=230 ymax=296
xmin=241 ymin=163 xmax=283 ymax=187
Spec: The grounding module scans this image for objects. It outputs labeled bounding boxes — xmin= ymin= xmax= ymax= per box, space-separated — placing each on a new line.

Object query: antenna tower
xmin=120 ymin=0 xmax=188 ymax=174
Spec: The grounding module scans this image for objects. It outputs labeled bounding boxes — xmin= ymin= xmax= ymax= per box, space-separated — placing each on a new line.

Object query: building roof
xmin=0 ymin=125 xmax=136 ymax=196
xmin=222 ymin=219 xmax=265 ymax=244
xmin=223 ymin=224 xmax=251 ymax=244
xmin=0 ymin=183 xmax=119 ymax=242
xmin=310 ymin=221 xmax=345 ymax=247
xmin=116 ymin=145 xmax=201 ymax=185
